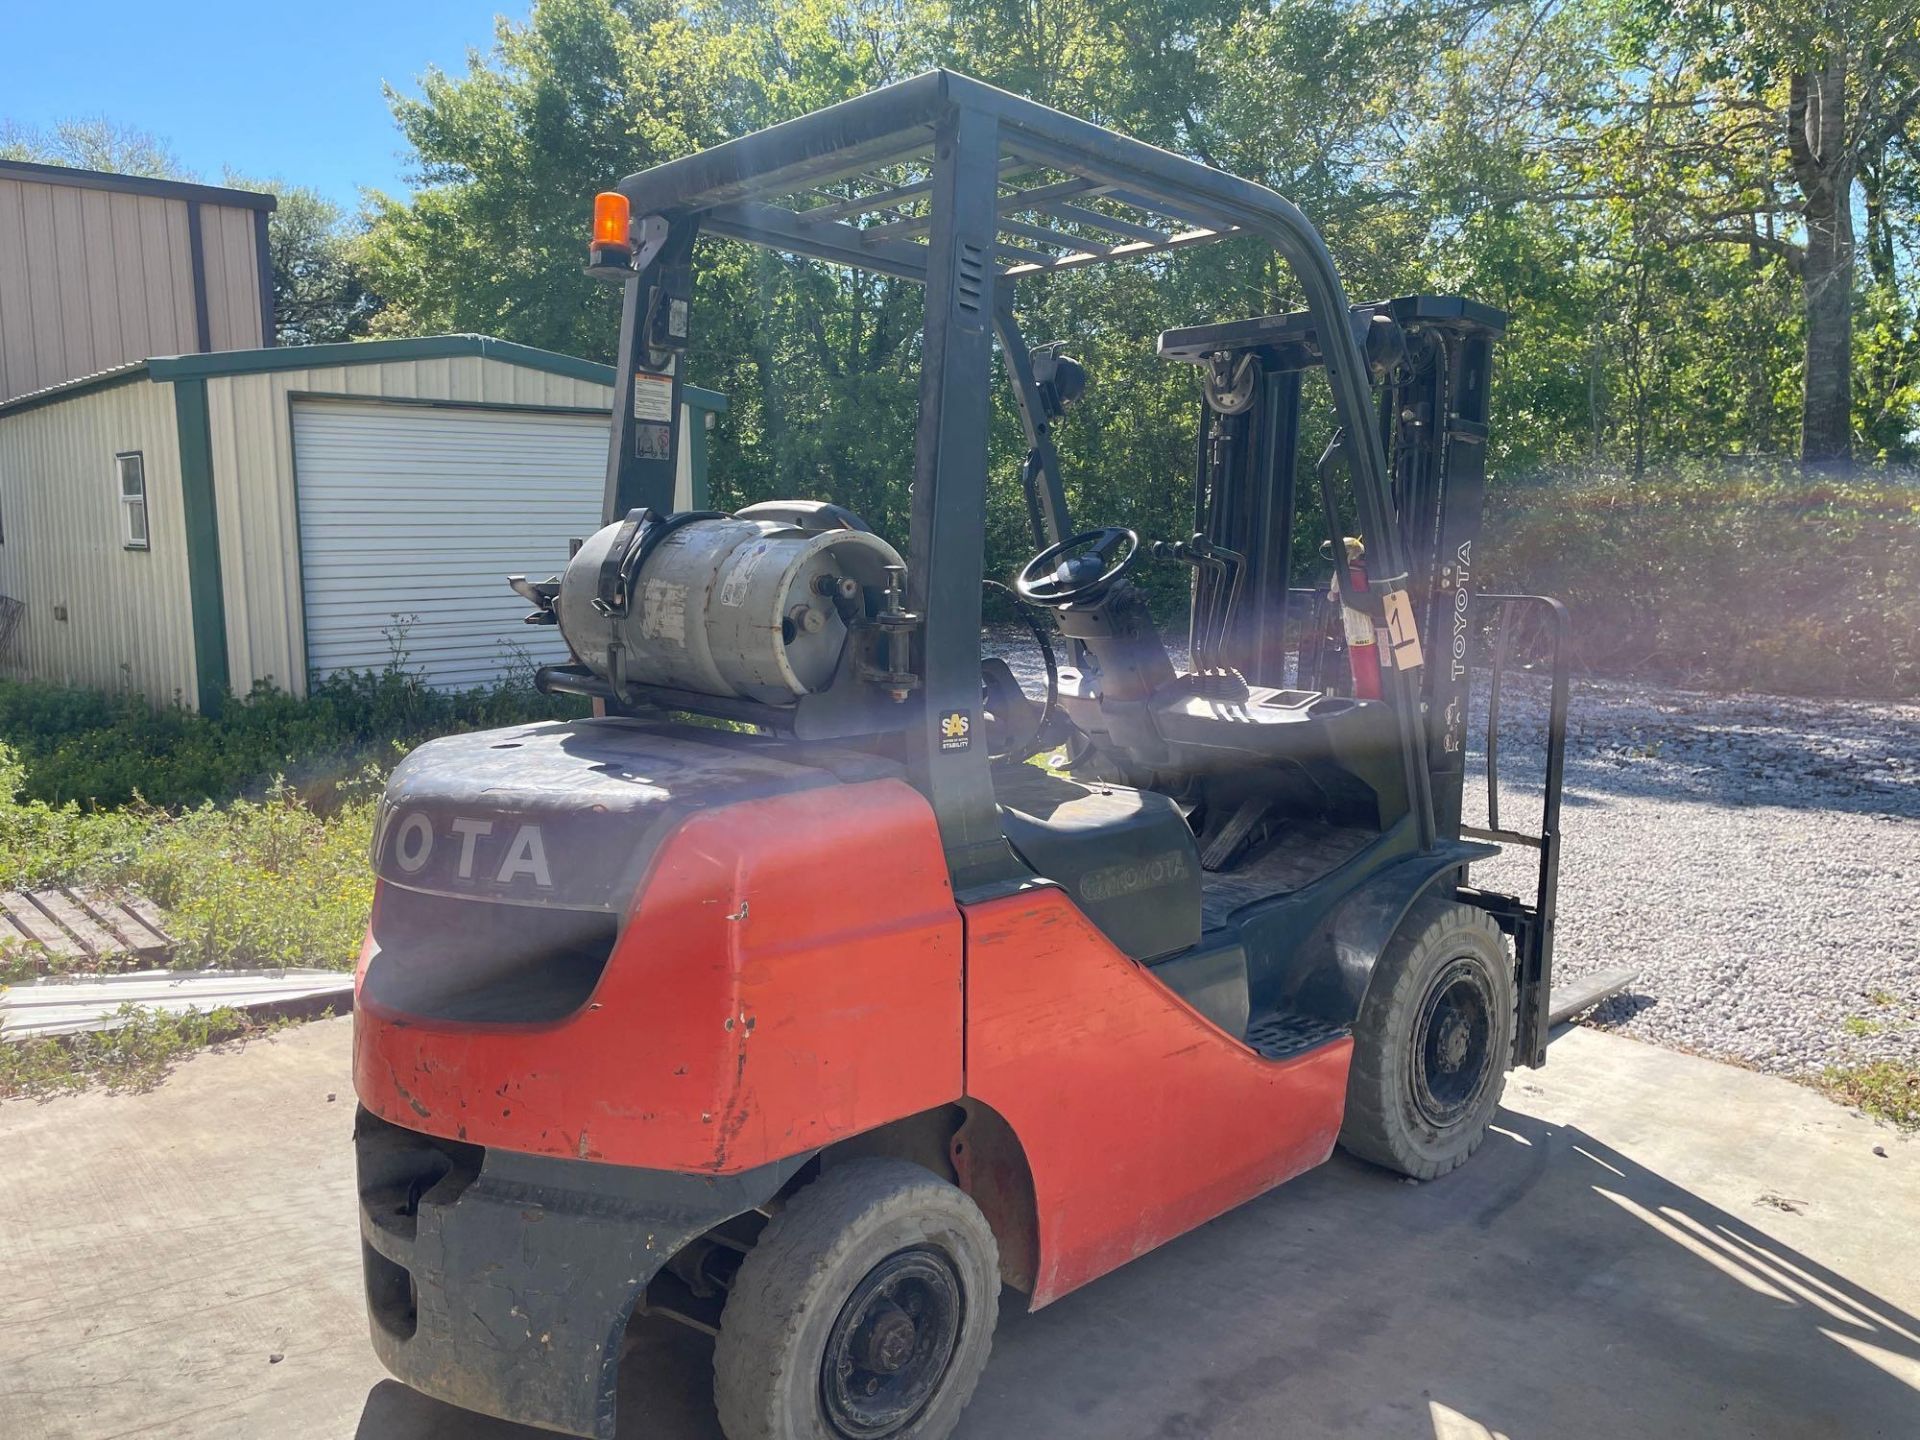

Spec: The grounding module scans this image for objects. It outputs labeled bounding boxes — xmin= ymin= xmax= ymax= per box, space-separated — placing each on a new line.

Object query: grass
xmin=0 ymin=667 xmax=528 ymax=1101
xmin=1 ymin=746 xmax=379 ymax=974
xmin=118 ymin=784 xmax=378 ymax=972
xmin=1821 ymin=1060 xmax=1920 ymax=1131
xmin=0 ymin=664 xmax=577 ymax=977
xmin=0 ymin=1003 xmax=304 ymax=1101
xmin=0 ymin=743 xmax=156 ymax=889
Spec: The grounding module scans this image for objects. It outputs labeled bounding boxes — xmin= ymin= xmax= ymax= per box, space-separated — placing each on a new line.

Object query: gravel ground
xmin=985 ymin=630 xmax=1920 ymax=1078
xmin=1468 ymin=675 xmax=1920 ymax=1079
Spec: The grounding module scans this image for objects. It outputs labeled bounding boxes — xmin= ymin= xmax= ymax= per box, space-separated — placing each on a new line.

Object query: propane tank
xmin=555 ymin=512 xmax=904 ymax=706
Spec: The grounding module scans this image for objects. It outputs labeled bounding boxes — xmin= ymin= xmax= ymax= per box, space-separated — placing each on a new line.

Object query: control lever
xmin=1150 ymin=534 xmax=1246 ymax=672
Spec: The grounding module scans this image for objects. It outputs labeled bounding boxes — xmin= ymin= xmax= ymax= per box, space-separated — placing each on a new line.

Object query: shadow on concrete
xmin=355 ymin=1111 xmax=1920 ymax=1440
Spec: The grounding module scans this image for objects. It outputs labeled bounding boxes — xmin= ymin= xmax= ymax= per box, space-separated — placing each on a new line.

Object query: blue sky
xmin=0 ymin=0 xmax=524 ymax=208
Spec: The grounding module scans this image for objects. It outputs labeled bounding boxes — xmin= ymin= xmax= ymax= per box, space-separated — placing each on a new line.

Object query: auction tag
xmin=1381 ymin=590 xmax=1424 ymax=671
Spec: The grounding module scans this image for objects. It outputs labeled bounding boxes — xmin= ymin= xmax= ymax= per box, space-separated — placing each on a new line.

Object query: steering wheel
xmin=1015 ymin=526 xmax=1140 ymax=606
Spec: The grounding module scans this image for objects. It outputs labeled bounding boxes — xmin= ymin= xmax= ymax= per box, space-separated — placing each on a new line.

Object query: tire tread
xmin=1339 ymin=899 xmax=1515 ymax=1180
xmin=713 ymin=1158 xmax=998 ymax=1440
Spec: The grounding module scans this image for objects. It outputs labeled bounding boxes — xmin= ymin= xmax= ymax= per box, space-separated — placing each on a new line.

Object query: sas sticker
xmin=939 ymin=710 xmax=972 ymax=751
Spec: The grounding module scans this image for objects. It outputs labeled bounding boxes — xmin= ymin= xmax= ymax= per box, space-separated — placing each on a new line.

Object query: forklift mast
xmin=1156 ymin=296 xmax=1505 ymax=844
xmin=1155 ymin=297 xmax=1568 ymax=1064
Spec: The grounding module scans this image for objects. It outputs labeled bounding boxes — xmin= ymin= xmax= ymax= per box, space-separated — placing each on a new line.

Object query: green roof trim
xmin=146 ymin=335 xmax=728 ymax=411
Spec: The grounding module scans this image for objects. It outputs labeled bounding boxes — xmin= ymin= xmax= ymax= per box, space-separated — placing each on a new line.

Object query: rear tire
xmin=1339 ymin=899 xmax=1515 ymax=1180
xmin=713 ymin=1158 xmax=1000 ymax=1440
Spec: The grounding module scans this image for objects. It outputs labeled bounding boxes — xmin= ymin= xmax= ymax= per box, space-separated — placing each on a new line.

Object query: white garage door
xmin=293 ymin=400 xmax=611 ymax=690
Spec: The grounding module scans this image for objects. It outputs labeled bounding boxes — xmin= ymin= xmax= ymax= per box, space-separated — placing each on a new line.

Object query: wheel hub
xmin=860 ymin=1303 xmax=918 ymax=1373
xmin=821 ymin=1246 xmax=963 ymax=1439
xmin=1409 ymin=957 xmax=1496 ymax=1129
xmin=1435 ymin=1012 xmax=1473 ymax=1072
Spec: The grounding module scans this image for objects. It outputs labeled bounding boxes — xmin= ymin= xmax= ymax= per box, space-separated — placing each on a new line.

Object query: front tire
xmin=713 ymin=1158 xmax=1000 ymax=1440
xmin=1340 ymin=899 xmax=1516 ymax=1180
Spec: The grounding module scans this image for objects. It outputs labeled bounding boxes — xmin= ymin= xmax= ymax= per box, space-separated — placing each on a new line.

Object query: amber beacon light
xmin=586 ymin=191 xmax=633 ymax=275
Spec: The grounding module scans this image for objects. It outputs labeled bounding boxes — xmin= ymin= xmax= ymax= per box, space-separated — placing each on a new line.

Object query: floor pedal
xmin=1244 ymin=1010 xmax=1349 ymax=1060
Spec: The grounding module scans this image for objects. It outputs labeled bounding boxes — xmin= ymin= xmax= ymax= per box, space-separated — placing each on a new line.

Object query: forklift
xmin=352 ymin=70 xmax=1570 ymax=1440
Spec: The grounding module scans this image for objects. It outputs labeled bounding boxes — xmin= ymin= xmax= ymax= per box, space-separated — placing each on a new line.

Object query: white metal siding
xmin=205 ymin=356 xmax=626 ymax=695
xmin=1 ymin=349 xmax=699 ymax=707
xmin=0 ymin=379 xmax=199 ymax=703
xmin=292 ymin=400 xmax=611 ymax=689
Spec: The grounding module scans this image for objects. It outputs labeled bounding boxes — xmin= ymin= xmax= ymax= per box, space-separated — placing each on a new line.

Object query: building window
xmin=116 ymin=452 xmax=148 ymax=550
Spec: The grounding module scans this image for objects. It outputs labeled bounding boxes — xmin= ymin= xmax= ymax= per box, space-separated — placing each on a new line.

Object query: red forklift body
xmin=354 ymin=724 xmax=1354 ymax=1431
xmin=356 ymin=726 xmax=963 ymax=1173
xmin=963 ymin=887 xmax=1349 ymax=1303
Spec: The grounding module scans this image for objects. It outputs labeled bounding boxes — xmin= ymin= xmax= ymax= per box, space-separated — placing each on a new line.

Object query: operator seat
xmin=994 ymin=767 xmax=1202 ymax=962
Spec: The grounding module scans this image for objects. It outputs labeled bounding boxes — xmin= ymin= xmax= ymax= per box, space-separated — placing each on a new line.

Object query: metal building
xmin=0 ymin=162 xmax=275 ymax=406
xmin=0 ymin=335 xmax=724 ymax=708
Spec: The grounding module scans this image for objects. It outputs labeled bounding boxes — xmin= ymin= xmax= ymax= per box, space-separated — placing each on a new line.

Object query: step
xmin=1244 ymin=1009 xmax=1350 ymax=1061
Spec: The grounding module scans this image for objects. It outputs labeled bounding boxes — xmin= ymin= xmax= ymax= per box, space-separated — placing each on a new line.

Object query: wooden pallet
xmin=0 ymin=888 xmax=174 ymax=965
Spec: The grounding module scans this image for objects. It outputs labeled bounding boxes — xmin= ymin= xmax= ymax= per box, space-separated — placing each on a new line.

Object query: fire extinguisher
xmin=1332 ymin=536 xmax=1382 ymax=700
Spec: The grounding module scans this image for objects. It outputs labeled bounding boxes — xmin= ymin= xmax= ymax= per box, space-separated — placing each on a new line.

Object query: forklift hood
xmin=371 ymin=718 xmax=899 ymax=911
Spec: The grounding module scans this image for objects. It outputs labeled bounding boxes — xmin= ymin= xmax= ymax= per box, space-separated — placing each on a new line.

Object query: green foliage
xmin=0 ymin=668 xmax=584 ymax=811
xmin=0 ymin=744 xmax=156 ymax=890
xmin=354 ymin=0 xmax=1920 ymax=551
xmin=114 ymin=787 xmax=377 ymax=972
xmin=358 ymin=0 xmax=723 ymax=356
xmin=0 ymin=1003 xmax=295 ymax=1101
xmin=0 ymin=115 xmax=182 ymax=176
xmin=0 ymin=667 xmax=579 ymax=976
xmin=1488 ymin=460 xmax=1920 ymax=695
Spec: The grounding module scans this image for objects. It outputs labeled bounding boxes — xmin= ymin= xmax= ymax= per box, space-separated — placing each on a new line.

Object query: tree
xmin=358 ymin=0 xmax=725 ymax=357
xmin=225 ymin=176 xmax=381 ymax=346
xmin=0 ymin=116 xmax=183 ymax=177
xmin=1585 ymin=1 xmax=1920 ymax=465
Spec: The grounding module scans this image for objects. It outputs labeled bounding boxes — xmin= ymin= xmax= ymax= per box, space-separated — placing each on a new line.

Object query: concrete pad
xmin=0 ymin=1018 xmax=1914 ymax=1440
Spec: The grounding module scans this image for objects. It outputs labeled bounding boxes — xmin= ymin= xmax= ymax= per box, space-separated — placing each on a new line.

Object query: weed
xmin=0 ymin=663 xmax=579 ymax=975
xmin=1822 ymin=1060 xmax=1920 ymax=1131
xmin=0 ymin=667 xmax=584 ymax=811
xmin=111 ymin=787 xmax=378 ymax=972
xmin=1841 ymin=1015 xmax=1885 ymax=1039
xmin=0 ymin=1003 xmax=298 ymax=1100
xmin=0 ymin=743 xmax=156 ymax=887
